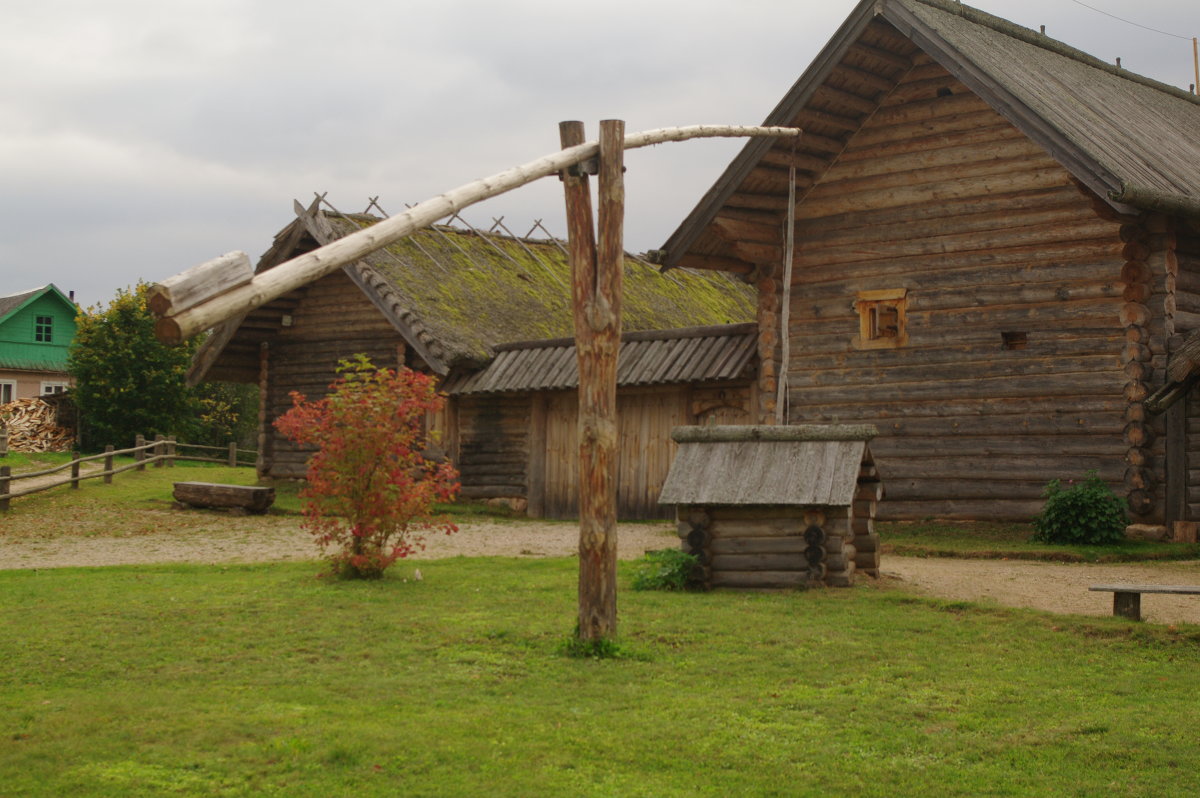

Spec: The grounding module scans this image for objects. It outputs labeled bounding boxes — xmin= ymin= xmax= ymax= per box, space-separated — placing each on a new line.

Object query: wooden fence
xmin=0 ymin=435 xmax=257 ymax=511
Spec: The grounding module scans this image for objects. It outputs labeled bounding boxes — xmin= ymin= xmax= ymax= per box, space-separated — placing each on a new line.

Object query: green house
xmin=0 ymin=285 xmax=78 ymax=403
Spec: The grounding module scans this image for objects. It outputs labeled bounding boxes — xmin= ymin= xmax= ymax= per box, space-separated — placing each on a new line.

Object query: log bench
xmin=173 ymin=482 xmax=275 ymax=514
xmin=1088 ymin=584 xmax=1200 ymax=621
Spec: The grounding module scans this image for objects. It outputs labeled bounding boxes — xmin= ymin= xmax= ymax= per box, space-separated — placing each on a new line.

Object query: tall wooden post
xmin=560 ymin=119 xmax=625 ymax=642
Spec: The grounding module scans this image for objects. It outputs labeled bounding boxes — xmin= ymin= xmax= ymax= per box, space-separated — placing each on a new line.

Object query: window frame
xmin=853 ymin=289 xmax=908 ymax=350
xmin=34 ymin=315 xmax=53 ymax=343
xmin=0 ymin=380 xmax=15 ymax=404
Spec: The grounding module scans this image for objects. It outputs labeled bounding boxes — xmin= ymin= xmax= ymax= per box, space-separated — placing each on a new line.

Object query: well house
xmin=659 ymin=424 xmax=882 ymax=589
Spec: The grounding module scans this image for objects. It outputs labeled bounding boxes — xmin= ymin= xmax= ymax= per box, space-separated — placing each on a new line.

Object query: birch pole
xmin=561 ymin=119 xmax=625 ymax=642
xmin=151 ymin=125 xmax=802 ymax=344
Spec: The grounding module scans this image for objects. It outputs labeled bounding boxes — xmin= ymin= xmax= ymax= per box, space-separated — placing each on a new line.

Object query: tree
xmin=68 ymin=283 xmax=201 ymax=450
xmin=273 ymin=355 xmax=459 ymax=579
xmin=192 ymin=381 xmax=259 ymax=448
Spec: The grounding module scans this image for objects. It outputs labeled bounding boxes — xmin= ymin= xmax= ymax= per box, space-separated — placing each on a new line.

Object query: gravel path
xmin=0 ymin=517 xmax=680 ymax=570
xmin=4 ymin=514 xmax=1200 ymax=625
xmin=884 ymin=557 xmax=1200 ymax=625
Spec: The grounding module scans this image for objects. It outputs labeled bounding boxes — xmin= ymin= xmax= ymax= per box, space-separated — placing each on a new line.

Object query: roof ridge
xmin=0 ymin=286 xmax=45 ymax=301
xmin=493 ymin=322 xmax=759 ymax=353
xmin=908 ymin=0 xmax=1200 ymax=107
xmin=325 ymin=210 xmax=566 ymax=246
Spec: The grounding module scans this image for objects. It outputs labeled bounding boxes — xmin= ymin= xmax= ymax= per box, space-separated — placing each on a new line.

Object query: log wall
xmin=1176 ymin=225 xmax=1200 ymax=518
xmin=782 ymin=58 xmax=1130 ymax=520
xmin=262 ymin=272 xmax=405 ymax=478
xmin=454 ymin=394 xmax=532 ymax=501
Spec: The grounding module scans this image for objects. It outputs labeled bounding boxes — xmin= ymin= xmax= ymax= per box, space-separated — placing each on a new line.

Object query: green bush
xmin=1031 ymin=470 xmax=1128 ymax=545
xmin=631 ymin=549 xmax=699 ymax=591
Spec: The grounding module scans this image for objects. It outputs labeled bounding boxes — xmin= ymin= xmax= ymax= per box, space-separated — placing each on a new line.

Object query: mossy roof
xmin=327 ymin=214 xmax=756 ymax=369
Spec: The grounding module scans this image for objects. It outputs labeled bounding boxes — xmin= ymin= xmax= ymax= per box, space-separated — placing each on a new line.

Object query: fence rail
xmin=0 ymin=435 xmax=257 ymax=511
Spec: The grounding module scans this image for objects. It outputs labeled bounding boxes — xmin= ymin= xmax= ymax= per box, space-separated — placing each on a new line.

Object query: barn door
xmin=536 ymin=388 xmax=686 ymax=520
xmin=615 ymin=389 xmax=688 ymax=520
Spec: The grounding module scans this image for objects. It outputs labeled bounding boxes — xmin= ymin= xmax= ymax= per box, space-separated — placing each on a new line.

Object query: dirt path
xmin=0 ymin=517 xmax=681 ymax=571
xmin=4 ymin=515 xmax=1200 ymax=625
xmin=883 ymin=557 xmax=1200 ymax=625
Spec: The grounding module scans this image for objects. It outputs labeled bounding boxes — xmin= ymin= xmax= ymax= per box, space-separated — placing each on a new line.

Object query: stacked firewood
xmin=0 ymin=398 xmax=75 ymax=452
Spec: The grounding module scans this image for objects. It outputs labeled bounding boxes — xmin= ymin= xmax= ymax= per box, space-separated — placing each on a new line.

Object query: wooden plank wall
xmin=540 ymin=391 xmax=578 ymax=519
xmin=538 ymin=387 xmax=689 ymax=520
xmin=785 ymin=56 xmax=1128 ymax=520
xmin=263 ymin=272 xmax=405 ymax=478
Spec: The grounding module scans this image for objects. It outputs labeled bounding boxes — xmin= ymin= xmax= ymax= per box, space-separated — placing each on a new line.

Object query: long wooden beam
xmin=152 ymin=124 xmax=802 ymax=345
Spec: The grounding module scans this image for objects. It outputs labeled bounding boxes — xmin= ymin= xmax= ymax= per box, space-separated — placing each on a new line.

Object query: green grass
xmin=0 ymin=451 xmax=75 ymax=471
xmin=881 ymin=520 xmax=1200 ymax=563
xmin=4 ymin=466 xmax=1200 ymax=793
xmin=3 ymin=558 xmax=1200 ymax=797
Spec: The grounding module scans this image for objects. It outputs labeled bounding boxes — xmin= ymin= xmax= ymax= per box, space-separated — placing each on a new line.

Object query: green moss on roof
xmin=330 ymin=215 xmax=755 ymax=365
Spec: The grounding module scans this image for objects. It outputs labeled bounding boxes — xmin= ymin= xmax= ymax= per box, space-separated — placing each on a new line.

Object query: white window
xmin=40 ymin=381 xmax=68 ymax=395
xmin=0 ymin=381 xmax=14 ymax=404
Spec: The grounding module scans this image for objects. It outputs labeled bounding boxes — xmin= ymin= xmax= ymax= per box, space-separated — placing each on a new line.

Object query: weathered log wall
xmin=454 ymin=394 xmax=532 ymax=501
xmin=676 ymin=502 xmax=879 ymax=589
xmin=782 ymin=58 xmax=1130 ymax=520
xmin=262 ymin=272 xmax=405 ymax=478
xmin=1176 ymin=225 xmax=1200 ymax=518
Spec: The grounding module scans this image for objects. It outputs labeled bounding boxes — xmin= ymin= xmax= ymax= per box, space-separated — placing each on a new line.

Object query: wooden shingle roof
xmin=659 ymin=0 xmax=1200 ymax=271
xmin=441 ymin=323 xmax=757 ymax=395
xmin=658 ymin=425 xmax=879 ymax=506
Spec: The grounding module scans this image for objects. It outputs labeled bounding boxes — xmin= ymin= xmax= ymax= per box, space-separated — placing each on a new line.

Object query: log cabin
xmin=652 ymin=0 xmax=1200 ymax=524
xmin=190 ymin=200 xmax=757 ymax=519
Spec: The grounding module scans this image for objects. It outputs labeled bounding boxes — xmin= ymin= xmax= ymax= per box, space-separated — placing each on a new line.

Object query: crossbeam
xmin=151 ymin=124 xmax=801 ymax=344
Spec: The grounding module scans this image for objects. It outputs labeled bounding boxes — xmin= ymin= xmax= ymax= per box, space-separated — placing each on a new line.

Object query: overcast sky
xmin=1 ymin=0 xmax=1196 ymax=309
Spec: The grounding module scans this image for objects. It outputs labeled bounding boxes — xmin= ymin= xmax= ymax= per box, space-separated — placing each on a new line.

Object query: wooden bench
xmin=173 ymin=482 xmax=275 ymax=514
xmin=1088 ymin=584 xmax=1200 ymax=621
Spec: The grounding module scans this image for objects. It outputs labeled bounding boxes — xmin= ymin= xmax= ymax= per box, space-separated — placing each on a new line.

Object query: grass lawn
xmin=4 ymin=457 xmax=1200 ymax=794
xmin=3 ymin=557 xmax=1200 ymax=797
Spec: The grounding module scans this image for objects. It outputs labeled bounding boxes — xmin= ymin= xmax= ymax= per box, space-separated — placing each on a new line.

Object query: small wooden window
xmin=34 ymin=315 xmax=53 ymax=343
xmin=854 ymin=289 xmax=908 ymax=349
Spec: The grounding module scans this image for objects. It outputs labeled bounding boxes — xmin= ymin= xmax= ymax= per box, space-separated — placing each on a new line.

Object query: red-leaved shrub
xmin=274 ymin=355 xmax=459 ymax=578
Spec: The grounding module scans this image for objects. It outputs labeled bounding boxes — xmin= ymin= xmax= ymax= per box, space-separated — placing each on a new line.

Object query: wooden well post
xmin=560 ymin=119 xmax=625 ymax=642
